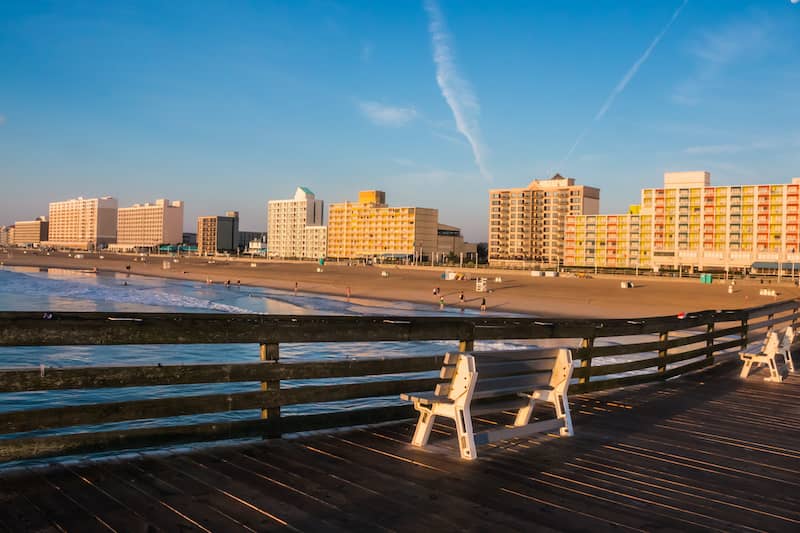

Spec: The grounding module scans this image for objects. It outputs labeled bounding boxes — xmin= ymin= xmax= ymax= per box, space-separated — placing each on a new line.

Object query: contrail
xmin=424 ymin=0 xmax=493 ymax=181
xmin=563 ymin=0 xmax=689 ymax=162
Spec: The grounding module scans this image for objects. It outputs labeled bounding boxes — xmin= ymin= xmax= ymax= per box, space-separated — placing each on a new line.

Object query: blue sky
xmin=1 ymin=0 xmax=799 ymax=241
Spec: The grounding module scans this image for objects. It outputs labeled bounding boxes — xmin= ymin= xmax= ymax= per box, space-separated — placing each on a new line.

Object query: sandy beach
xmin=3 ymin=249 xmax=799 ymax=318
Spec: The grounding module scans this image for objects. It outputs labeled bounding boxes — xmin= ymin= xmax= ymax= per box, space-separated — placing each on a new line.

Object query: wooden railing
xmin=1 ymin=299 xmax=798 ymax=463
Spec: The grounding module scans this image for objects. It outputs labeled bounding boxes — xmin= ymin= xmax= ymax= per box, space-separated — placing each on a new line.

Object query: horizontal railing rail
xmin=0 ymin=299 xmax=798 ymax=463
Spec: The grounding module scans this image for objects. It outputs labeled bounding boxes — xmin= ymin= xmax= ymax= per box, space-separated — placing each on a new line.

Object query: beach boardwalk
xmin=1 ymin=362 xmax=799 ymax=531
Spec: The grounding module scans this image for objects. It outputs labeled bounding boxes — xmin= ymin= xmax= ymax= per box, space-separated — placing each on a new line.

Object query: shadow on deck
xmin=2 ymin=363 xmax=799 ymax=532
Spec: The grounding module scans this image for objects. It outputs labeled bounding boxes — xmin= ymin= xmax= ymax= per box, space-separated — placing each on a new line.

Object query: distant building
xmin=489 ymin=174 xmax=599 ymax=267
xmin=246 ymin=239 xmax=268 ymax=256
xmin=197 ymin=211 xmax=239 ymax=255
xmin=0 ymin=226 xmax=10 ymax=246
xmin=327 ymin=190 xmax=438 ymax=260
xmin=182 ymin=232 xmax=197 ymax=245
xmin=267 ymin=187 xmax=325 ymax=259
xmin=238 ymin=231 xmax=265 ymax=251
xmin=44 ymin=196 xmax=118 ymax=250
xmin=435 ymin=223 xmax=477 ymax=262
xmin=565 ymin=172 xmax=800 ymax=272
xmin=11 ymin=217 xmax=48 ymax=246
xmin=113 ymin=199 xmax=184 ymax=251
xmin=304 ymin=225 xmax=328 ymax=260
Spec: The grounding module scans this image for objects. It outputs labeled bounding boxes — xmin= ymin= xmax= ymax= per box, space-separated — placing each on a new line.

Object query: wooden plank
xmin=309 ymin=433 xmax=542 ymax=531
xmin=0 ymin=405 xmax=416 ymax=463
xmin=575 ymin=325 xmax=745 ymax=360
xmin=0 ymin=476 xmax=63 ymax=532
xmin=569 ymin=357 xmax=717 ymax=395
xmin=474 ymin=358 xmax=558 ymax=378
xmin=578 ymin=338 xmax=744 ymax=379
xmin=471 ymin=348 xmax=563 ymax=360
xmin=38 ymin=463 xmax=171 ymax=532
xmin=0 ymin=307 xmax=775 ymax=346
xmin=0 ymin=355 xmax=445 ymax=393
xmin=747 ymin=315 xmax=798 ymax=332
xmin=474 ymin=373 xmax=552 ymax=396
xmin=473 ymin=419 xmax=563 ymax=446
xmin=0 ymin=377 xmax=440 ymax=435
xmin=151 ymin=452 xmax=350 ymax=532
xmin=4 ymin=468 xmax=112 ymax=533
xmin=91 ymin=458 xmax=244 ymax=531
xmin=233 ymin=441 xmax=456 ymax=531
xmin=747 ymin=300 xmax=800 ymax=318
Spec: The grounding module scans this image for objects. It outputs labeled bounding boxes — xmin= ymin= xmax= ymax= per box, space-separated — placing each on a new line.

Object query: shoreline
xmin=3 ymin=250 xmax=800 ymax=318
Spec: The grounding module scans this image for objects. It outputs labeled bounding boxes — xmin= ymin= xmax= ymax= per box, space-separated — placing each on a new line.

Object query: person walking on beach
xmin=346 ymin=286 xmax=351 ymax=301
xmin=294 ymin=282 xmax=298 ymax=295
xmin=480 ymin=297 xmax=486 ymax=312
xmin=439 ymin=296 xmax=445 ymax=310
xmin=459 ymin=291 xmax=464 ymax=304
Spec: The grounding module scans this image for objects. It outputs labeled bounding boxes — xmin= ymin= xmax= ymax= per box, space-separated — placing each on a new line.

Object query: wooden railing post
xmin=657 ymin=331 xmax=669 ymax=374
xmin=579 ymin=336 xmax=594 ymax=385
xmin=459 ymin=339 xmax=474 ymax=352
xmin=260 ymin=342 xmax=281 ymax=438
xmin=741 ymin=316 xmax=748 ymax=351
xmin=706 ymin=321 xmax=715 ymax=361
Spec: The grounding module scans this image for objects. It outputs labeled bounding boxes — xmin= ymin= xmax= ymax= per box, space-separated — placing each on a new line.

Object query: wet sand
xmin=3 ymin=250 xmax=799 ymax=318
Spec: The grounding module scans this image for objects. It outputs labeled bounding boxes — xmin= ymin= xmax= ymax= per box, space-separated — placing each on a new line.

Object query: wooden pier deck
xmin=2 ymin=362 xmax=798 ymax=532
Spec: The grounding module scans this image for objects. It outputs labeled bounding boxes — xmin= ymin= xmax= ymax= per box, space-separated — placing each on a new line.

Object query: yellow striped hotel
xmin=327 ymin=190 xmax=439 ymax=260
xmin=564 ymin=171 xmax=800 ymax=272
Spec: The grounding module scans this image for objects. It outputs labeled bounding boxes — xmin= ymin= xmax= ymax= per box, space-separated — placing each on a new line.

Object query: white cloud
xmin=673 ymin=13 xmax=772 ymax=105
xmin=358 ymin=101 xmax=418 ymax=127
xmin=423 ymin=0 xmax=492 ymax=181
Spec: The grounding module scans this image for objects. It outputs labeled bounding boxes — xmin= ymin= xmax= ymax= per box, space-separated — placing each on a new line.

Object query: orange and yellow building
xmin=565 ymin=172 xmax=800 ymax=271
xmin=326 ymin=190 xmax=439 ymax=260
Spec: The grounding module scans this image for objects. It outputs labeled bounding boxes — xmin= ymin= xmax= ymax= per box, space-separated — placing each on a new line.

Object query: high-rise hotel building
xmin=564 ymin=171 xmax=800 ymax=271
xmin=44 ymin=196 xmax=118 ymax=249
xmin=197 ymin=211 xmax=239 ymax=255
xmin=489 ymin=174 xmax=599 ymax=267
xmin=327 ymin=190 xmax=438 ymax=260
xmin=267 ymin=187 xmax=325 ymax=259
xmin=11 ymin=217 xmax=49 ymax=246
xmin=115 ymin=199 xmax=184 ymax=250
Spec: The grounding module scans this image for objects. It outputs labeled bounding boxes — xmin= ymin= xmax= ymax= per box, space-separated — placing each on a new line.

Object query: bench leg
xmin=765 ymin=357 xmax=783 ymax=382
xmin=454 ymin=407 xmax=477 ymax=460
xmin=513 ymin=399 xmax=535 ymax=427
xmin=785 ymin=350 xmax=796 ymax=373
xmin=740 ymin=359 xmax=753 ymax=379
xmin=554 ymin=393 xmax=574 ymax=437
xmin=411 ymin=409 xmax=435 ymax=447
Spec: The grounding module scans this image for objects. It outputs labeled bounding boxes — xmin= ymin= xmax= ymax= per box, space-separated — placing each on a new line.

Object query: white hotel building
xmin=44 ymin=196 xmax=118 ymax=250
xmin=114 ymin=199 xmax=184 ymax=251
xmin=267 ymin=187 xmax=326 ymax=259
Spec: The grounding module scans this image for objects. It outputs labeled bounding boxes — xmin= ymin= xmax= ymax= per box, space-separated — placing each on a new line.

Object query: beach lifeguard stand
xmin=475 ymin=278 xmax=488 ymax=292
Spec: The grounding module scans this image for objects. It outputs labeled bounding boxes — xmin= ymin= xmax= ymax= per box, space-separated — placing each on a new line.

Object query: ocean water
xmin=0 ymin=266 xmax=722 ymax=467
xmin=0 ymin=267 xmax=534 ymax=455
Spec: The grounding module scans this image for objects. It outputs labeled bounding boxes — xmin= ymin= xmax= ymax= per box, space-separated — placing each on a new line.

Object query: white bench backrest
xmin=435 ymin=353 xmax=478 ymax=403
xmin=779 ymin=326 xmax=795 ymax=353
xmin=549 ymin=348 xmax=574 ymax=393
xmin=764 ymin=331 xmax=780 ymax=355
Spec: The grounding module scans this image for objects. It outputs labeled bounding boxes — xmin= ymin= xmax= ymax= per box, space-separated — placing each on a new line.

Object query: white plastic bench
xmin=401 ymin=347 xmax=573 ymax=460
xmin=739 ymin=328 xmax=793 ymax=382
xmin=779 ymin=326 xmax=796 ymax=374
